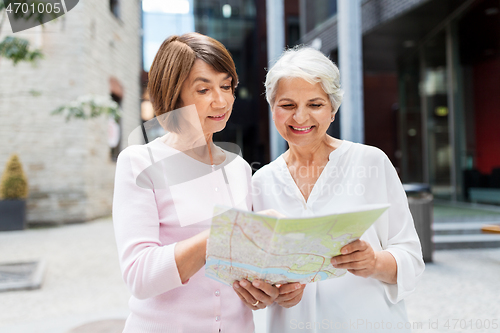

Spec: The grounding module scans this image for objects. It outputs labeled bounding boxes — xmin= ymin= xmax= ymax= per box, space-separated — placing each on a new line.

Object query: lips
xmin=289 ymin=125 xmax=315 ymax=134
xmin=208 ymin=113 xmax=227 ymax=121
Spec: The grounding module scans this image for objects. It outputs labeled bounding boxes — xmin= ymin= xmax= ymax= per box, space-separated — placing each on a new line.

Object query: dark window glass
xmin=193 ymin=0 xmax=270 ymax=167
xmin=110 ymin=0 xmax=120 ymax=18
xmin=304 ymin=0 xmax=337 ymax=34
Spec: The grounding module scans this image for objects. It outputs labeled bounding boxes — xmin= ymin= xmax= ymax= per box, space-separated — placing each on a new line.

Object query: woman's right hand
xmin=331 ymin=239 xmax=397 ymax=284
xmin=174 ymin=229 xmax=210 ymax=284
xmin=275 ymin=283 xmax=306 ymax=308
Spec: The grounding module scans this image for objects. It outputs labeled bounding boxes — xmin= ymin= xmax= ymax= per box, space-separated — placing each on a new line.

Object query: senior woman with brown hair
xmin=112 ymin=33 xmax=278 ymax=332
xmin=242 ymin=47 xmax=425 ymax=332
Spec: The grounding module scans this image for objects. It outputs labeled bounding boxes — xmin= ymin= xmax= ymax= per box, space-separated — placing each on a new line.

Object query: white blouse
xmin=252 ymin=141 xmax=425 ymax=333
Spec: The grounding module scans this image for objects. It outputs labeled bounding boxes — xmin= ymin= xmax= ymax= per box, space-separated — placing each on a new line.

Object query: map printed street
xmin=205 ymin=204 xmax=389 ymax=285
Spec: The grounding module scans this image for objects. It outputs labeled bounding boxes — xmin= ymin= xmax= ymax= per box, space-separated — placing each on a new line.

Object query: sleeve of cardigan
xmin=112 ymin=147 xmax=183 ymax=300
xmin=380 ymin=154 xmax=425 ymax=304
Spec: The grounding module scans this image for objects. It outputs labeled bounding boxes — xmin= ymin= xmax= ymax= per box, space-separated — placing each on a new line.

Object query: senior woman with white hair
xmin=240 ymin=47 xmax=425 ymax=332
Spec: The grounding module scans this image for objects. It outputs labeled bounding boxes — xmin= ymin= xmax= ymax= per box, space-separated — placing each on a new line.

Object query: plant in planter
xmin=0 ymin=154 xmax=29 ymax=231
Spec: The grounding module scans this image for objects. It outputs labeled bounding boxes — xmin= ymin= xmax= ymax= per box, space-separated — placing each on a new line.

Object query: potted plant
xmin=0 ymin=154 xmax=29 ymax=231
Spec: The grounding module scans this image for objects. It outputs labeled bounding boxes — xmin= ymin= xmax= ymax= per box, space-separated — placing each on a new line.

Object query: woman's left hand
xmin=233 ymin=279 xmax=279 ymax=310
xmin=331 ymin=239 xmax=397 ymax=284
xmin=330 ymin=239 xmax=377 ymax=278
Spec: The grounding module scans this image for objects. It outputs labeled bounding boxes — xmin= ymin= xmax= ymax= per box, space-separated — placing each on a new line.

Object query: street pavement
xmin=0 ymin=218 xmax=129 ymax=333
xmin=1 ymin=217 xmax=499 ymax=333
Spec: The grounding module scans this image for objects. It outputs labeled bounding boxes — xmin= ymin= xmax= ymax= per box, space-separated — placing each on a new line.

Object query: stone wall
xmin=0 ymin=0 xmax=142 ymax=224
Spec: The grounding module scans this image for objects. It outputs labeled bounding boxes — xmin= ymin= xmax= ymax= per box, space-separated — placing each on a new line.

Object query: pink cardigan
xmin=112 ymin=138 xmax=254 ymax=333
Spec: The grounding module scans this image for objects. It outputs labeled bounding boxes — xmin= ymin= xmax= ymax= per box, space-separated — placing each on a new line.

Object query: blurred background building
xmin=299 ymin=0 xmax=500 ymax=204
xmin=1 ymin=3 xmax=499 ymax=332
xmin=142 ymin=0 xmax=500 ymax=208
xmin=1 ymin=0 xmax=499 ymax=225
xmin=141 ymin=0 xmax=301 ymax=168
xmin=0 ymin=0 xmax=142 ymax=224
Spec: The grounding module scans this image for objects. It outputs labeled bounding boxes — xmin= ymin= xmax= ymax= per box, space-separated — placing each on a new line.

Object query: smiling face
xmin=178 ymin=59 xmax=234 ymax=137
xmin=272 ymin=77 xmax=334 ymax=148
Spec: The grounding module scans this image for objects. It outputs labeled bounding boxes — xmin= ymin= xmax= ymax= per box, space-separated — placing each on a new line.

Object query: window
xmin=110 ymin=0 xmax=120 ymax=18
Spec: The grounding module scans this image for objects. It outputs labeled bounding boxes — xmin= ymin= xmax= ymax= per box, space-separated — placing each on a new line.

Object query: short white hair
xmin=265 ymin=46 xmax=343 ymax=113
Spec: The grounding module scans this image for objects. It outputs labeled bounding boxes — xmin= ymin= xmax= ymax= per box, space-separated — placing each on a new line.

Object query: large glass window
xmin=399 ymin=31 xmax=453 ymax=197
xmin=422 ymin=31 xmax=453 ymax=199
xmin=458 ymin=0 xmax=500 ymax=202
xmin=399 ymin=55 xmax=423 ymax=183
xmin=193 ymin=0 xmax=266 ymax=166
xmin=194 ymin=0 xmax=256 ymax=48
xmin=303 ymin=0 xmax=337 ymax=34
xmin=396 ymin=1 xmax=500 ymax=203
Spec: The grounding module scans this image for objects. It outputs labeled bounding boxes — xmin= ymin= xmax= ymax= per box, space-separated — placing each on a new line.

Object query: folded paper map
xmin=205 ymin=204 xmax=390 ymax=285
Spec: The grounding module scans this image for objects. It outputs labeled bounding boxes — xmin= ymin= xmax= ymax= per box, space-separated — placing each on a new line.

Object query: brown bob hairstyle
xmin=147 ymin=32 xmax=238 ymax=132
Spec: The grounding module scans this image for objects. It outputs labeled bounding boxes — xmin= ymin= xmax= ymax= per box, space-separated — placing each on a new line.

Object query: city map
xmin=205 ymin=204 xmax=390 ymax=285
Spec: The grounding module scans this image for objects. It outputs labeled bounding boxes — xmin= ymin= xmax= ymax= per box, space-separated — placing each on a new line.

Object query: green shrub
xmin=0 ymin=154 xmax=28 ymax=199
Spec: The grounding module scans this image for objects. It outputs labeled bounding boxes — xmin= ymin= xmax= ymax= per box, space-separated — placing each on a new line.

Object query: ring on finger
xmin=251 ymin=300 xmax=260 ymax=306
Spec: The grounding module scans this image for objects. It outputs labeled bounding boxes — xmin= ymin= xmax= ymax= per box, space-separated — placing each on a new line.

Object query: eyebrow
xmin=277 ymin=98 xmax=295 ymax=103
xmin=308 ymin=97 xmax=327 ymax=102
xmin=193 ymin=74 xmax=232 ymax=84
xmin=277 ymin=97 xmax=326 ymax=103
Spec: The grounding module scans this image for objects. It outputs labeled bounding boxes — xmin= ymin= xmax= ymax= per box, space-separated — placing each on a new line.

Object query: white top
xmin=252 ymin=141 xmax=425 ymax=333
xmin=113 ymin=138 xmax=254 ymax=333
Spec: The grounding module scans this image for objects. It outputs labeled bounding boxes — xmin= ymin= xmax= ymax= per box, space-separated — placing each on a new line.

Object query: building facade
xmin=141 ymin=0 xmax=300 ymax=168
xmin=300 ymin=0 xmax=500 ymax=203
xmin=0 ymin=0 xmax=142 ymax=224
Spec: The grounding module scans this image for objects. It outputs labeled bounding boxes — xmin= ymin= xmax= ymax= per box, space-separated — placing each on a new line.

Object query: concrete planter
xmin=0 ymin=200 xmax=26 ymax=231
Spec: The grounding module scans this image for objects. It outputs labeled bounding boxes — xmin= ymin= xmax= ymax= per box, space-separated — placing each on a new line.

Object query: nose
xmin=293 ymin=106 xmax=308 ymax=124
xmin=211 ymin=88 xmax=227 ymax=109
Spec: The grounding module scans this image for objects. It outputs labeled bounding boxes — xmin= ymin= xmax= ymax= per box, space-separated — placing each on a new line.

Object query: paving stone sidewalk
xmin=0 ymin=218 xmax=129 ymax=333
xmin=1 ymin=217 xmax=499 ymax=333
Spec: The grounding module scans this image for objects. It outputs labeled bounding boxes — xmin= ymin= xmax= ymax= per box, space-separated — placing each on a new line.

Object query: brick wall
xmin=0 ymin=0 xmax=142 ymax=224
